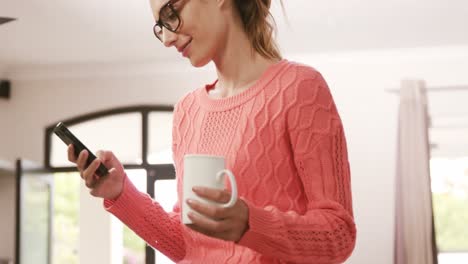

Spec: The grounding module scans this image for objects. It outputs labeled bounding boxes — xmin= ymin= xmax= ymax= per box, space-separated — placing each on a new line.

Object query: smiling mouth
xmin=179 ymin=40 xmax=192 ymax=53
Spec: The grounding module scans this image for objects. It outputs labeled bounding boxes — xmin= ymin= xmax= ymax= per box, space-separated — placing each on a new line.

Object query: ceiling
xmin=1 ymin=0 xmax=468 ymax=67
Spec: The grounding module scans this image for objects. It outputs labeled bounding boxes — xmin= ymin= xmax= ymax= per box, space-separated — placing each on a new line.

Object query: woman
xmin=69 ymin=0 xmax=357 ymax=263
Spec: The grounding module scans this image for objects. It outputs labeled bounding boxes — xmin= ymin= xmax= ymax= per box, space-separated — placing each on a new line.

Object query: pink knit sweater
xmin=105 ymin=60 xmax=356 ymax=263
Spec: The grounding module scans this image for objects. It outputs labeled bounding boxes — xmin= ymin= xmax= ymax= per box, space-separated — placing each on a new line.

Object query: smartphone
xmin=53 ymin=122 xmax=109 ymax=177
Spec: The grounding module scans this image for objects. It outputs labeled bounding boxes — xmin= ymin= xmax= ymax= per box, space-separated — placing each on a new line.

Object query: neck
xmin=212 ymin=23 xmax=280 ymax=98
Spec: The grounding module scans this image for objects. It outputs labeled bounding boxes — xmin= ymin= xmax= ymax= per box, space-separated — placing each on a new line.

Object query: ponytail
xmin=234 ymin=0 xmax=283 ymax=60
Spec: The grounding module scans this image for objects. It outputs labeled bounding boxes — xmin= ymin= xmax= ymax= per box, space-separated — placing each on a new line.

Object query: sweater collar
xmin=197 ymin=59 xmax=289 ymax=111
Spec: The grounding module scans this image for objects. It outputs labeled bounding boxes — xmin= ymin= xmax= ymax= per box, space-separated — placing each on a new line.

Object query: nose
xmin=161 ymin=27 xmax=178 ymax=47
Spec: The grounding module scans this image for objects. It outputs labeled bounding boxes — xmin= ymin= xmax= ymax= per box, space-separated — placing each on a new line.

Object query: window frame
xmin=44 ymin=105 xmax=176 ymax=264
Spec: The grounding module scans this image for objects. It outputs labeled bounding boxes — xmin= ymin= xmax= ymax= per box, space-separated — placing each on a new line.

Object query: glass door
xmin=16 ymin=159 xmax=53 ymax=264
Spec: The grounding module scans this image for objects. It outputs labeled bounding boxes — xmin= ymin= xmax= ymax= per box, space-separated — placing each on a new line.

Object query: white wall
xmin=1 ymin=46 xmax=468 ymax=264
xmin=0 ymin=65 xmax=6 ymax=78
xmin=0 ymin=62 xmax=216 ymax=163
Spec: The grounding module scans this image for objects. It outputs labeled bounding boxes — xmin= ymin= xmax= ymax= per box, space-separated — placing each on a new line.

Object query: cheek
xmin=202 ymin=19 xmax=226 ymax=47
xmin=192 ymin=22 xmax=218 ymax=51
xmin=192 ymin=39 xmax=215 ymax=66
xmin=185 ymin=13 xmax=226 ymax=64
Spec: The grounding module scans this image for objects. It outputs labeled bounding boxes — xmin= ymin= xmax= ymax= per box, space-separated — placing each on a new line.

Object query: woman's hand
xmin=186 ymin=187 xmax=249 ymax=242
xmin=67 ymin=144 xmax=125 ymax=200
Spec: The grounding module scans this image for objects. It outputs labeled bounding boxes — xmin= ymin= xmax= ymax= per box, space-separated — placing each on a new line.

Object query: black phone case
xmin=53 ymin=122 xmax=109 ymax=177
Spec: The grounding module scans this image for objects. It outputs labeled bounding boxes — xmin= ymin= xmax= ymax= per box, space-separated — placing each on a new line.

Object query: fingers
xmin=67 ymin=144 xmax=89 ymax=171
xmin=189 ymin=187 xmax=234 ymax=219
xmin=95 ymin=150 xmax=106 ymax=161
xmin=186 ymin=208 xmax=242 ymax=242
xmin=75 ymin=149 xmax=89 ymax=171
xmin=83 ymin=159 xmax=102 ymax=187
xmin=187 ymin=211 xmax=230 ymax=234
xmin=67 ymin=147 xmax=123 ymax=195
xmin=193 ymin=187 xmax=232 ymax=204
xmin=186 ymin=197 xmax=250 ymax=242
xmin=89 ymin=186 xmax=103 ymax=197
xmin=67 ymin=144 xmax=76 ymax=162
xmin=96 ymin=150 xmax=123 ymax=172
xmin=186 ymin=187 xmax=231 ymax=231
xmin=187 ymin=199 xmax=231 ymax=220
xmin=67 ymin=145 xmax=96 ymax=187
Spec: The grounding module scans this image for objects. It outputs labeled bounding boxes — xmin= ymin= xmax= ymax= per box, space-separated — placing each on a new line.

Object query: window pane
xmin=124 ymin=170 xmax=147 ymax=264
xmin=154 ymin=179 xmax=177 ymax=264
xmin=430 ymin=129 xmax=468 ymax=157
xmin=154 ymin=179 xmax=177 ymax=212
xmin=148 ymin=112 xmax=173 ymax=165
xmin=431 ymin=157 xmax=468 ymax=253
xmin=20 ymin=173 xmax=51 ymax=264
xmin=51 ymin=113 xmax=142 ymax=167
xmin=438 ymin=252 xmax=468 ymax=264
xmin=53 ymin=172 xmax=79 ymax=264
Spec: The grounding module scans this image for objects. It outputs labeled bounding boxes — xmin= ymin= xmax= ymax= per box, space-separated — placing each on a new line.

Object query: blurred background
xmin=1 ymin=0 xmax=467 ymax=263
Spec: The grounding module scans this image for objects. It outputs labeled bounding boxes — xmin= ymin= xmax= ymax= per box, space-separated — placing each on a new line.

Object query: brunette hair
xmin=234 ymin=0 xmax=283 ymax=60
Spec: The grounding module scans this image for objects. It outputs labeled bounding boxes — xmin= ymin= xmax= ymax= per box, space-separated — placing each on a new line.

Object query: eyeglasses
xmin=153 ymin=0 xmax=182 ymax=42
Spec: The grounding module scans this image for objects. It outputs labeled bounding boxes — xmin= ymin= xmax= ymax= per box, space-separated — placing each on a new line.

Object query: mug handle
xmin=216 ymin=169 xmax=238 ymax=208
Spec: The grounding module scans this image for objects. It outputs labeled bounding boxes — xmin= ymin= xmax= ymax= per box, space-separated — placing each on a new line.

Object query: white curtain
xmin=394 ymin=80 xmax=438 ymax=264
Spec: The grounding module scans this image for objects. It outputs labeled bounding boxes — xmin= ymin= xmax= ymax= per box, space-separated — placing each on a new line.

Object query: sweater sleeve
xmin=237 ymin=70 xmax=356 ymax=264
xmin=103 ymin=176 xmax=185 ymax=262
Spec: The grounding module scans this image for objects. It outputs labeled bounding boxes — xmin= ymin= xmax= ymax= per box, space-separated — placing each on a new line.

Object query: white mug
xmin=182 ymin=154 xmax=238 ymax=224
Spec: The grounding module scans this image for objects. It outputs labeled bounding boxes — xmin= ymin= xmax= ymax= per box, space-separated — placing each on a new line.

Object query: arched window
xmin=44 ymin=105 xmax=176 ymax=264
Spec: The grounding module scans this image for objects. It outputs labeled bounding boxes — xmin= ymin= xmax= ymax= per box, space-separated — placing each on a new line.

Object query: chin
xmin=186 ymin=43 xmax=213 ymax=68
xmin=188 ymin=56 xmax=211 ymax=68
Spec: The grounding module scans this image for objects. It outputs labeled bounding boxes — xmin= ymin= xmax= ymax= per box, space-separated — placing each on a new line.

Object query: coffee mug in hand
xmin=182 ymin=154 xmax=238 ymax=224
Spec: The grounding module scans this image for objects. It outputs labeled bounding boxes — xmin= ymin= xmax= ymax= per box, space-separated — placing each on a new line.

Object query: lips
xmin=177 ymin=41 xmax=192 ymax=57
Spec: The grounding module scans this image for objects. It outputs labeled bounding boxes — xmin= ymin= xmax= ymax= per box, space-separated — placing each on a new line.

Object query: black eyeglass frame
xmin=153 ymin=0 xmax=182 ymax=42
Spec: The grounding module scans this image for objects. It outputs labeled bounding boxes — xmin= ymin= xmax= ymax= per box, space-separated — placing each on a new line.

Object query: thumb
xmin=96 ymin=150 xmax=112 ymax=161
xmin=96 ymin=150 xmax=121 ymax=169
